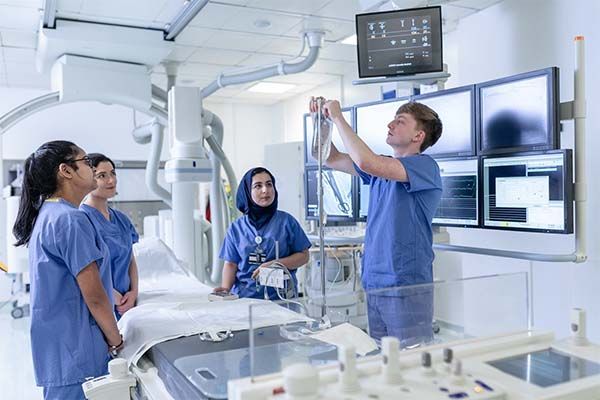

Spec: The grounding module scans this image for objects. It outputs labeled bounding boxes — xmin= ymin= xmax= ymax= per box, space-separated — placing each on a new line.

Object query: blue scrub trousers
xmin=366 ymin=287 xmax=434 ymax=347
xmin=43 ymin=383 xmax=86 ymax=400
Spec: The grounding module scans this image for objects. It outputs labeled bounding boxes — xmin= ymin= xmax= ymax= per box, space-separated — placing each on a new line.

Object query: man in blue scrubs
xmin=216 ymin=167 xmax=311 ymax=300
xmin=310 ymin=98 xmax=443 ymax=345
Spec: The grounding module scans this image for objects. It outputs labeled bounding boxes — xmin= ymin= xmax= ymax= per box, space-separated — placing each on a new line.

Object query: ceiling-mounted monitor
xmin=356 ymin=6 xmax=443 ymax=78
xmin=355 ymin=97 xmax=411 ymax=157
xmin=414 ymin=85 xmax=476 ymax=158
xmin=482 ymin=150 xmax=573 ymax=234
xmin=304 ymin=108 xmax=354 ymax=166
xmin=433 ymin=157 xmax=479 ymax=228
xmin=477 ymin=67 xmax=560 ymax=156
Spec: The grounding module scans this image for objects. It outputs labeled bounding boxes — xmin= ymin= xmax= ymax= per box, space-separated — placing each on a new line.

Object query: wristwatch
xmin=109 ymin=334 xmax=124 ymax=357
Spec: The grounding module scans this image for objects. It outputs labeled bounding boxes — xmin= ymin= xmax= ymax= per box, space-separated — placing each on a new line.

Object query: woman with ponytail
xmin=13 ymin=141 xmax=122 ymax=400
xmin=214 ymin=167 xmax=311 ymax=300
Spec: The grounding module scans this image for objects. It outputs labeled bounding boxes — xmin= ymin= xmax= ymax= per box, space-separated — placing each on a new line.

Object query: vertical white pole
xmin=573 ymin=36 xmax=587 ymax=262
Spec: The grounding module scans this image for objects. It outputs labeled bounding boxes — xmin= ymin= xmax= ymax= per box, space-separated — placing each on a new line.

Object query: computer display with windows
xmin=482 ymin=150 xmax=573 ymax=233
xmin=356 ymin=6 xmax=443 ymax=78
xmin=477 ymin=67 xmax=560 ymax=155
xmin=415 ymin=85 xmax=476 ymax=158
xmin=304 ymin=167 xmax=354 ymax=222
xmin=433 ymin=157 xmax=479 ymax=227
xmin=355 ymin=97 xmax=410 ymax=157
xmin=304 ymin=108 xmax=354 ymax=166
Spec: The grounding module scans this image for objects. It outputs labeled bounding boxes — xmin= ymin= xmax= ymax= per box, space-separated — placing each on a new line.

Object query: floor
xmin=0 ymin=301 xmax=42 ymax=399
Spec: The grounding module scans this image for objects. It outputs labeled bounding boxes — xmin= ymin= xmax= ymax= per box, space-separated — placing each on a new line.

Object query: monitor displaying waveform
xmin=433 ymin=158 xmax=479 ymax=227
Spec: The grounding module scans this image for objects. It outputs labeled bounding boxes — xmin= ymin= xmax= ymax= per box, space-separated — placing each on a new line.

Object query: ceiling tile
xmin=1 ymin=0 xmax=42 ymax=8
xmin=5 ymin=62 xmax=49 ymax=89
xmin=258 ymin=36 xmax=306 ymax=57
xmin=152 ymin=0 xmax=185 ymax=24
xmin=79 ymin=0 xmax=163 ymax=22
xmin=0 ymin=5 xmax=41 ymax=31
xmin=267 ymin=71 xmax=338 ymax=86
xmin=57 ymin=0 xmax=84 ymax=13
xmin=246 ymin=0 xmax=331 ymax=15
xmin=200 ymin=30 xmax=270 ymax=52
xmin=237 ymin=53 xmax=288 ymax=67
xmin=451 ymin=0 xmax=503 ymax=10
xmin=175 ymin=26 xmax=217 ymax=47
xmin=177 ymin=62 xmax=228 ymax=77
xmin=187 ymin=47 xmax=249 ymax=65
xmin=315 ymin=0 xmax=360 ymax=21
xmin=165 ymin=45 xmax=197 ymax=62
xmin=318 ymin=42 xmax=357 ymax=62
xmin=0 ymin=30 xmax=37 ymax=49
xmin=2 ymin=47 xmax=36 ymax=64
xmin=222 ymin=7 xmax=303 ymax=36
xmin=188 ymin=3 xmax=242 ymax=29
xmin=305 ymin=58 xmax=353 ymax=75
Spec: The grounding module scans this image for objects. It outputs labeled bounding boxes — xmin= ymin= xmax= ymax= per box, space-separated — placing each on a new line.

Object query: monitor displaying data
xmin=482 ymin=150 xmax=573 ymax=233
xmin=433 ymin=158 xmax=479 ymax=227
xmin=356 ymin=6 xmax=443 ymax=78
xmin=416 ymin=86 xmax=475 ymax=157
xmin=478 ymin=67 xmax=560 ymax=155
xmin=304 ymin=167 xmax=354 ymax=222
xmin=355 ymin=97 xmax=410 ymax=157
xmin=304 ymin=109 xmax=354 ymax=166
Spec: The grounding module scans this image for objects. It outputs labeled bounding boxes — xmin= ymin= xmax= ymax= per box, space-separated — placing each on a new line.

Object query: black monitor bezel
xmin=356 ymin=6 xmax=444 ymax=79
xmin=480 ymin=149 xmax=574 ymax=234
xmin=432 ymin=156 xmax=481 ymax=228
xmin=476 ymin=67 xmax=560 ymax=156
xmin=303 ymin=165 xmax=356 ymax=223
xmin=303 ymin=107 xmax=355 ymax=166
xmin=413 ymin=84 xmax=477 ymax=158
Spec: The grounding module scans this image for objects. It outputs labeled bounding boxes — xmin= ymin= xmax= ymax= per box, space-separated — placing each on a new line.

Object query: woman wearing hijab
xmin=215 ymin=167 xmax=311 ymax=299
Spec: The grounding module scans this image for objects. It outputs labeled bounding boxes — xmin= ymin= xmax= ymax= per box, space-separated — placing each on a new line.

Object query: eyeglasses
xmin=66 ymin=155 xmax=93 ymax=168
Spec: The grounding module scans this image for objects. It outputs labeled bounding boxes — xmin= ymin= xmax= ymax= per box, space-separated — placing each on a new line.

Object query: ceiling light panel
xmin=248 ymin=81 xmax=296 ymax=93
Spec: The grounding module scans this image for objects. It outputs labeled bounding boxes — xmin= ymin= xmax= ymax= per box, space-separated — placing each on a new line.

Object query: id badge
xmin=248 ymin=250 xmax=266 ymax=265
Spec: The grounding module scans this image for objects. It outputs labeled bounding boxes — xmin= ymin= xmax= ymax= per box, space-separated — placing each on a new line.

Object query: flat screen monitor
xmin=477 ymin=67 xmax=560 ymax=156
xmin=304 ymin=167 xmax=354 ymax=222
xmin=433 ymin=157 xmax=479 ymax=227
xmin=356 ymin=6 xmax=443 ymax=78
xmin=355 ymin=97 xmax=411 ymax=157
xmin=488 ymin=348 xmax=600 ymax=388
xmin=304 ymin=108 xmax=354 ymax=166
xmin=415 ymin=85 xmax=476 ymax=157
xmin=356 ymin=177 xmax=370 ymax=222
xmin=482 ymin=150 xmax=573 ymax=233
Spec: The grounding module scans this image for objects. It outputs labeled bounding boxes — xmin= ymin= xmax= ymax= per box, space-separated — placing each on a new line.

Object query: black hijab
xmin=236 ymin=167 xmax=278 ymax=230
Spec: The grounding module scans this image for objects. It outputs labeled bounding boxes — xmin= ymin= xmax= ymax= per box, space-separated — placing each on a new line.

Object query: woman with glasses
xmin=81 ymin=153 xmax=139 ymax=319
xmin=13 ymin=141 xmax=122 ymax=400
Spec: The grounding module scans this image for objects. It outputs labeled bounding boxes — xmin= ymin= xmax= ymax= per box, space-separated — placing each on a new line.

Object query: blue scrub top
xmin=29 ymin=199 xmax=113 ymax=387
xmin=356 ymin=154 xmax=442 ymax=290
xmin=219 ymin=210 xmax=311 ymax=299
xmin=80 ymin=204 xmax=139 ymax=295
